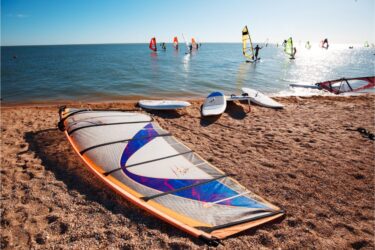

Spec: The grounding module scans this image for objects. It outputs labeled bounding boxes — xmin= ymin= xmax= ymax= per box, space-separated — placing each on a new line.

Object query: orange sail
xmin=191 ymin=38 xmax=198 ymax=49
xmin=149 ymin=37 xmax=157 ymax=51
xmin=173 ymin=36 xmax=178 ymax=50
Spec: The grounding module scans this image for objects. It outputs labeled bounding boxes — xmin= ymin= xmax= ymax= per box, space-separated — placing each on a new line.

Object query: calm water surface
xmin=1 ymin=43 xmax=374 ymax=104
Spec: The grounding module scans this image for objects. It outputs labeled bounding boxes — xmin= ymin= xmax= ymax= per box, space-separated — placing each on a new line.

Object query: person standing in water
xmin=254 ymin=44 xmax=263 ymax=60
xmin=291 ymin=47 xmax=297 ymax=59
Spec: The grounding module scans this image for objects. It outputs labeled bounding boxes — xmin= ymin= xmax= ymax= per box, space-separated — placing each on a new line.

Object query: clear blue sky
xmin=1 ymin=0 xmax=374 ymax=46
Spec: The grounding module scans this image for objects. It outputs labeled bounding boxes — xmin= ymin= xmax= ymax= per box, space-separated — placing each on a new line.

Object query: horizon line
xmin=1 ymin=41 xmax=372 ymax=47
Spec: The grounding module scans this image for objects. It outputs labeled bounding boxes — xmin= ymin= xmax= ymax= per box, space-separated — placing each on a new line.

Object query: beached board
xmin=241 ymin=88 xmax=284 ymax=109
xmin=58 ymin=107 xmax=284 ymax=245
xmin=201 ymin=92 xmax=227 ymax=116
xmin=139 ymin=100 xmax=191 ymax=110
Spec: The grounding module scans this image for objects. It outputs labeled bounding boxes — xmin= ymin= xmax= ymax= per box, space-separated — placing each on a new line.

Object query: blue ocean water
xmin=1 ymin=43 xmax=374 ymax=104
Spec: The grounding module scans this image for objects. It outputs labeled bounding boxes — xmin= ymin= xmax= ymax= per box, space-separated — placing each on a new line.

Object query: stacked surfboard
xmin=138 ymin=100 xmax=191 ymax=110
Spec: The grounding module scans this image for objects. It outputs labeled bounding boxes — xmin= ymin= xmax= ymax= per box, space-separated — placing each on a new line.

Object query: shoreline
xmin=1 ymin=92 xmax=372 ymax=108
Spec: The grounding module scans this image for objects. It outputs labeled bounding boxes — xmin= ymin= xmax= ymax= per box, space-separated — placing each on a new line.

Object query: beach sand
xmin=1 ymin=95 xmax=374 ymax=249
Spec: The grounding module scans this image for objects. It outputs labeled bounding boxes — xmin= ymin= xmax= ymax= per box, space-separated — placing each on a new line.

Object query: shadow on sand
xmin=142 ymin=109 xmax=182 ymax=119
xmin=225 ymin=101 xmax=248 ymax=120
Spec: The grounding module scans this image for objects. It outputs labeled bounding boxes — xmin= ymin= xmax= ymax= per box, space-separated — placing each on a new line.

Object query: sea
xmin=1 ymin=43 xmax=374 ymax=104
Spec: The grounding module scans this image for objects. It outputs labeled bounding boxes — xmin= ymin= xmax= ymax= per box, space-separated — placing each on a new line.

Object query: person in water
xmin=292 ymin=47 xmax=297 ymax=58
xmin=254 ymin=44 xmax=263 ymax=60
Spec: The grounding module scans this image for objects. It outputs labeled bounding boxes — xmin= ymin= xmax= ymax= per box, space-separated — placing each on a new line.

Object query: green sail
xmin=284 ymin=37 xmax=293 ymax=56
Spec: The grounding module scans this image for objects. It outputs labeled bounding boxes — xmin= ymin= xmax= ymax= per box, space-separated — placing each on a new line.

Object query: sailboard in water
xmin=290 ymin=76 xmax=375 ymax=95
xmin=242 ymin=26 xmax=258 ymax=63
xmin=58 ymin=107 xmax=284 ymax=245
xmin=173 ymin=36 xmax=179 ymax=50
xmin=284 ymin=37 xmax=294 ymax=59
xmin=149 ymin=37 xmax=157 ymax=52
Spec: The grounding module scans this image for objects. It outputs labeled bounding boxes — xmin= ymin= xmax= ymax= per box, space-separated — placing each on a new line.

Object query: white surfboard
xmin=241 ymin=88 xmax=284 ymax=109
xmin=138 ymin=100 xmax=191 ymax=110
xmin=201 ymin=92 xmax=227 ymax=116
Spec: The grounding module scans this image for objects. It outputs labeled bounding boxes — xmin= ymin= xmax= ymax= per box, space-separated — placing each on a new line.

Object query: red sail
xmin=149 ymin=37 xmax=157 ymax=51
xmin=317 ymin=76 xmax=375 ymax=94
xmin=173 ymin=36 xmax=178 ymax=49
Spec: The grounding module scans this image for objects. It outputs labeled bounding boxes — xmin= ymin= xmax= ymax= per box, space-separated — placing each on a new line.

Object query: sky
xmin=1 ymin=0 xmax=374 ymax=46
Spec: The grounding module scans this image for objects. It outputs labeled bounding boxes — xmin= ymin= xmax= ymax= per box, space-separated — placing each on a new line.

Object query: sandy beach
xmin=1 ymin=95 xmax=374 ymax=249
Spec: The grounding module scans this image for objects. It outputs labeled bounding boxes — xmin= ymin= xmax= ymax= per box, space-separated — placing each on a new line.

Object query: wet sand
xmin=1 ymin=95 xmax=374 ymax=249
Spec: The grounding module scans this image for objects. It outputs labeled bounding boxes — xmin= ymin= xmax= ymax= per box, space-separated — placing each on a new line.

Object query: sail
xmin=321 ymin=38 xmax=329 ymax=49
xmin=305 ymin=41 xmax=311 ymax=49
xmin=191 ymin=38 xmax=198 ymax=49
xmin=316 ymin=76 xmax=375 ymax=94
xmin=284 ymin=37 xmax=293 ymax=56
xmin=173 ymin=36 xmax=179 ymax=49
xmin=242 ymin=26 xmax=255 ymax=60
xmin=58 ymin=107 xmax=284 ymax=245
xmin=364 ymin=41 xmax=369 ymax=47
xmin=149 ymin=37 xmax=157 ymax=51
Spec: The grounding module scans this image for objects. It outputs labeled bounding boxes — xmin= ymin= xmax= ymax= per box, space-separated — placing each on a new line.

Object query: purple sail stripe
xmin=120 ymin=123 xmax=266 ymax=208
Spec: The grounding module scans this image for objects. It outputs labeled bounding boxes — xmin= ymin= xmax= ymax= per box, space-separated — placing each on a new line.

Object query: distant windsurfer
xmin=161 ymin=42 xmax=166 ymax=50
xmin=254 ymin=44 xmax=262 ymax=60
xmin=305 ymin=41 xmax=311 ymax=49
xmin=291 ymin=47 xmax=297 ymax=59
xmin=322 ymin=38 xmax=329 ymax=49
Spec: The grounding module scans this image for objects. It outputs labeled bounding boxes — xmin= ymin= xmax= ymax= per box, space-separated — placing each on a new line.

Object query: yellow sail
xmin=242 ymin=26 xmax=254 ymax=60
